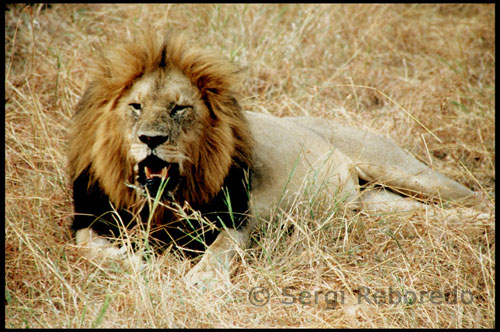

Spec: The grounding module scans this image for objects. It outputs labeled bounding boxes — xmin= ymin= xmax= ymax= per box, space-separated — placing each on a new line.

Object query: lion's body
xmin=245 ymin=110 xmax=474 ymax=221
xmin=69 ymin=31 xmax=477 ymax=287
xmin=245 ymin=111 xmax=360 ymax=220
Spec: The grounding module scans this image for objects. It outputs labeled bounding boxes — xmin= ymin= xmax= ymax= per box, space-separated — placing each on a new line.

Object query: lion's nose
xmin=138 ymin=135 xmax=168 ymax=149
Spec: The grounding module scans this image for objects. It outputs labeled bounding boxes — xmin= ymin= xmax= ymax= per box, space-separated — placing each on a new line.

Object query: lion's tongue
xmin=144 ymin=166 xmax=168 ymax=180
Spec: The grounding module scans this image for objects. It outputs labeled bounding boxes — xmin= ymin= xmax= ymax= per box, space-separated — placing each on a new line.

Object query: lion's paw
xmin=184 ymin=258 xmax=232 ymax=292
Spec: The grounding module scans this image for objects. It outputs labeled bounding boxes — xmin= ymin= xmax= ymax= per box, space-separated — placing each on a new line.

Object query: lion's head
xmin=69 ymin=30 xmax=252 ymax=212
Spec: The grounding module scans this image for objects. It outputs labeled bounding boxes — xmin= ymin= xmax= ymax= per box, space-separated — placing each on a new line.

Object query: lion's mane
xmin=69 ymin=30 xmax=253 ymax=215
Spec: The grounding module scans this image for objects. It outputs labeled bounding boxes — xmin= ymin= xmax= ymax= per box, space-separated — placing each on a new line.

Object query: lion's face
xmin=120 ymin=68 xmax=210 ymax=199
xmin=70 ymin=31 xmax=252 ymax=209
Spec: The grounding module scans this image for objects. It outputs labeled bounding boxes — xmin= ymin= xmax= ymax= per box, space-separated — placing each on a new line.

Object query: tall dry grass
xmin=5 ymin=4 xmax=495 ymax=328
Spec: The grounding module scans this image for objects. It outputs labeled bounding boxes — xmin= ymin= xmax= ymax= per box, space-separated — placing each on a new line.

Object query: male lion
xmin=69 ymin=31 xmax=479 ymax=288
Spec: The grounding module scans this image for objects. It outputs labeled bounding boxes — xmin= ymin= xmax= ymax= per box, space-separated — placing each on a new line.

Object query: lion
xmin=69 ymin=30 xmax=480 ymax=288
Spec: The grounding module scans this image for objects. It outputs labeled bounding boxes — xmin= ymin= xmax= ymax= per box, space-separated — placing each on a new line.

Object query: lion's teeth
xmin=145 ymin=167 xmax=152 ymax=179
xmin=144 ymin=166 xmax=169 ymax=180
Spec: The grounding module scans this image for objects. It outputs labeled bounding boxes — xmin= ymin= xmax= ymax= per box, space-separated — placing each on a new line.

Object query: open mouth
xmin=136 ymin=155 xmax=180 ymax=198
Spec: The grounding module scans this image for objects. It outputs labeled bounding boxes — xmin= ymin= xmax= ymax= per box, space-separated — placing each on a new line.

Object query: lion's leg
xmin=359 ymin=188 xmax=426 ymax=214
xmin=184 ymin=227 xmax=250 ymax=290
xmin=283 ymin=116 xmax=475 ymax=203
xmin=360 ymin=188 xmax=491 ymax=222
xmin=75 ymin=228 xmax=143 ymax=269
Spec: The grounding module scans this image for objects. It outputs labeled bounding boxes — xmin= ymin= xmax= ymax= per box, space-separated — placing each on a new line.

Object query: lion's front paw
xmin=184 ymin=256 xmax=232 ymax=291
xmin=75 ymin=228 xmax=145 ymax=271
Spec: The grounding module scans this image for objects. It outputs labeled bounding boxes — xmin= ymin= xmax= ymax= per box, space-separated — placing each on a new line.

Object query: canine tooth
xmin=161 ymin=167 xmax=168 ymax=180
xmin=145 ymin=167 xmax=152 ymax=179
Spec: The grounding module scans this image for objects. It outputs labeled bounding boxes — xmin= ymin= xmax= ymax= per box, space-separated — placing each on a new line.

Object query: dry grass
xmin=5 ymin=4 xmax=495 ymax=328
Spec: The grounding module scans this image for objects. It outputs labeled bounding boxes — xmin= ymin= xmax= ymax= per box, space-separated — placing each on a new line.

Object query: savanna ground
xmin=4 ymin=4 xmax=495 ymax=328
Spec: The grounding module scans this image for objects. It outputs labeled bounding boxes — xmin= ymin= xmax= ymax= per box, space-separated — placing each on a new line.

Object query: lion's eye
xmin=129 ymin=103 xmax=142 ymax=111
xmin=129 ymin=103 xmax=142 ymax=117
xmin=171 ymin=104 xmax=191 ymax=117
